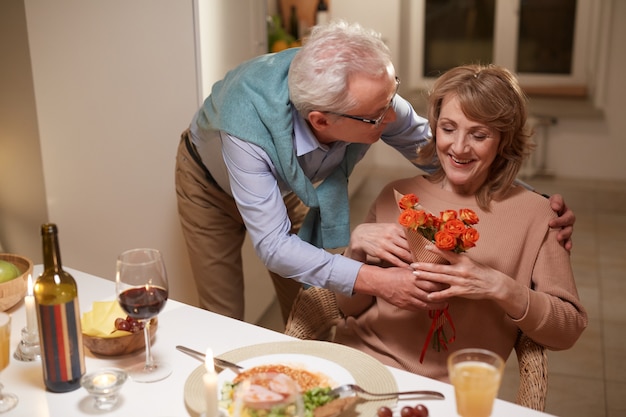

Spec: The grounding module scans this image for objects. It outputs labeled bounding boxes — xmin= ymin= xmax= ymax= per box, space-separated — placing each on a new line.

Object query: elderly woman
xmin=333 ymin=64 xmax=588 ymax=381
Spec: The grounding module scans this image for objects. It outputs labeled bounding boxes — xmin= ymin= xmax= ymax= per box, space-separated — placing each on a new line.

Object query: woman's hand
xmin=410 ymin=245 xmax=528 ymax=319
xmin=346 ymin=223 xmax=413 ymax=267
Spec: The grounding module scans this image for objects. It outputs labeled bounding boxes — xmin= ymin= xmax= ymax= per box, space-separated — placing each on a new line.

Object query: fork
xmin=329 ymin=383 xmax=444 ymax=400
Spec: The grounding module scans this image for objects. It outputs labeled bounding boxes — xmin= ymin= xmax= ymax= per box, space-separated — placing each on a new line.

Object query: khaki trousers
xmin=175 ymin=133 xmax=307 ymax=324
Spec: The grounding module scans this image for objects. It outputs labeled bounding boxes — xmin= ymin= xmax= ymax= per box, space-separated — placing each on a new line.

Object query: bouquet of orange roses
xmin=395 ymin=191 xmax=480 ymax=362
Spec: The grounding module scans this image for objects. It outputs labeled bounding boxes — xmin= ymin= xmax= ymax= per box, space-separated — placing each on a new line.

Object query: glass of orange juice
xmin=447 ymin=348 xmax=504 ymax=417
xmin=0 ymin=312 xmax=10 ymax=371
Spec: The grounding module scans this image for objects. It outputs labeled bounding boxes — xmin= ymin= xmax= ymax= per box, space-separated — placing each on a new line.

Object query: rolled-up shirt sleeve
xmin=221 ymin=133 xmax=362 ymax=296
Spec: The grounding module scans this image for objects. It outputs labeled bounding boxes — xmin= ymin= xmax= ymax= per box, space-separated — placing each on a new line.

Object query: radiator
xmin=518 ymin=115 xmax=557 ymax=179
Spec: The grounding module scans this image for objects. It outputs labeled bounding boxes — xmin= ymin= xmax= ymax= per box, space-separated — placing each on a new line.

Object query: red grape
xmin=414 ymin=404 xmax=429 ymax=417
xmin=114 ymin=316 xmax=145 ymax=333
xmin=115 ymin=317 xmax=131 ymax=331
xmin=400 ymin=406 xmax=415 ymax=417
xmin=377 ymin=406 xmax=393 ymax=417
xmin=377 ymin=403 xmax=429 ymax=417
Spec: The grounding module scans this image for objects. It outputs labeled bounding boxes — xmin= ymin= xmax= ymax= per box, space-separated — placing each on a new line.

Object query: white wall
xmin=22 ymin=0 xmax=200 ymax=307
xmin=0 ymin=0 xmax=48 ymax=256
xmin=197 ymin=0 xmax=268 ymax=99
xmin=332 ymin=0 xmax=401 ymax=71
xmin=14 ymin=0 xmax=275 ymax=323
xmin=543 ymin=0 xmax=626 ymax=180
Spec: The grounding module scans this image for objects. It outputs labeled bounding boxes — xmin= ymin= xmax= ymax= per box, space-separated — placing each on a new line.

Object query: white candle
xmin=203 ymin=348 xmax=218 ymax=417
xmin=25 ymin=274 xmax=37 ymax=334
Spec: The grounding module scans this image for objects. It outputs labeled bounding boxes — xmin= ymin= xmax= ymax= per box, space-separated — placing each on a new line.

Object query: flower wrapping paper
xmin=394 ymin=189 xmax=457 ymax=362
xmin=405 ymin=229 xmax=449 ymax=265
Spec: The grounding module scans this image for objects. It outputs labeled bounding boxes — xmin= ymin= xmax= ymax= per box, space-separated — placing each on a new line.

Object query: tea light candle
xmin=203 ymin=348 xmax=219 ymax=417
xmin=92 ymin=372 xmax=118 ymax=389
xmin=25 ymin=274 xmax=37 ymax=334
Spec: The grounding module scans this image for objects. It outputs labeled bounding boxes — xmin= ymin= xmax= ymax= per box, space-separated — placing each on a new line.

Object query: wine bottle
xmin=33 ymin=223 xmax=85 ymax=392
xmin=316 ymin=0 xmax=329 ymax=26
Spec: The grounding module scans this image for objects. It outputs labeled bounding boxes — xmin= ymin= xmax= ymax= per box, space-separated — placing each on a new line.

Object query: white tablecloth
xmin=1 ymin=266 xmax=555 ymax=416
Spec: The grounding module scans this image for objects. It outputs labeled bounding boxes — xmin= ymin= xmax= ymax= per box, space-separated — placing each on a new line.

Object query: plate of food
xmin=184 ymin=340 xmax=398 ymax=417
xmin=220 ymin=354 xmax=354 ymax=417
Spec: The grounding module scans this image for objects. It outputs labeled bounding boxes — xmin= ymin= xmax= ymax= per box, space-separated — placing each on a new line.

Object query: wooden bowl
xmin=82 ymin=318 xmax=158 ymax=356
xmin=0 ymin=253 xmax=33 ymax=312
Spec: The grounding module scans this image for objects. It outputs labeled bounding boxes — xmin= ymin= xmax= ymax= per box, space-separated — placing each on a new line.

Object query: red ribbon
xmin=419 ymin=306 xmax=456 ymax=363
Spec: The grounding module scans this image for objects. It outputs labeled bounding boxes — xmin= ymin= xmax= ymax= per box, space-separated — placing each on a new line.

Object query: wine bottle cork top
xmin=41 ymin=223 xmax=58 ymax=234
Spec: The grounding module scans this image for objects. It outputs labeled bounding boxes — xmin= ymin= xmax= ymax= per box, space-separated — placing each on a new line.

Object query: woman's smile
xmin=436 ymin=94 xmax=500 ymax=194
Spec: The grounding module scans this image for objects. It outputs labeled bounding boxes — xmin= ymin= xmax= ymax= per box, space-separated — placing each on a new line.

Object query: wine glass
xmin=0 ymin=383 xmax=18 ymax=414
xmin=0 ymin=312 xmax=18 ymax=413
xmin=115 ymin=248 xmax=171 ymax=383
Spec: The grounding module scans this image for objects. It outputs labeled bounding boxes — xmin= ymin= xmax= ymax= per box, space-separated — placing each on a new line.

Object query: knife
xmin=176 ymin=345 xmax=243 ymax=373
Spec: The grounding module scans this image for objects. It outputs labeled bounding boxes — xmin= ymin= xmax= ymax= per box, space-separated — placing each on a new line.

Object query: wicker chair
xmin=285 ymin=286 xmax=548 ymax=411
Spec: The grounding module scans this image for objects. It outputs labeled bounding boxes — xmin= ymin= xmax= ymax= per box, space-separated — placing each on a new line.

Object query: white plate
xmin=186 ymin=354 xmax=354 ymax=416
xmin=184 ymin=340 xmax=398 ymax=417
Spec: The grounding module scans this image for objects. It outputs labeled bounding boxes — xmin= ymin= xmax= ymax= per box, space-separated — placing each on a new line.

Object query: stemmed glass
xmin=0 ymin=312 xmax=18 ymax=413
xmin=115 ymin=248 xmax=171 ymax=383
xmin=0 ymin=383 xmax=18 ymax=414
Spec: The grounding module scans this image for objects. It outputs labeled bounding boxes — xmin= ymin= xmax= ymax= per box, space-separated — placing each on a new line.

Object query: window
xmin=404 ymin=0 xmax=601 ymax=97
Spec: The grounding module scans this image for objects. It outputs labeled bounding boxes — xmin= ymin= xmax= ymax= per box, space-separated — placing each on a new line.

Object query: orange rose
xmin=434 ymin=230 xmax=457 ymax=251
xmin=459 ymin=208 xmax=479 ymax=225
xmin=442 ymin=218 xmax=466 ymax=237
xmin=440 ymin=210 xmax=457 ymax=223
xmin=397 ymin=192 xmax=479 ymax=255
xmin=428 ymin=214 xmax=441 ymax=230
xmin=460 ymin=228 xmax=480 ymax=251
xmin=399 ymin=193 xmax=419 ymax=210
xmin=398 ymin=209 xmax=427 ymax=229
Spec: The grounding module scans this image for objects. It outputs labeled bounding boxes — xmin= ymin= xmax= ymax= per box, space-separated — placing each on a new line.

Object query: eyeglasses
xmin=325 ymin=77 xmax=400 ymax=127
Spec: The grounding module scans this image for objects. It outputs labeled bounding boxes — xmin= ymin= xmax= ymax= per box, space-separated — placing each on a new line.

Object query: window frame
xmin=403 ymin=0 xmax=603 ymax=97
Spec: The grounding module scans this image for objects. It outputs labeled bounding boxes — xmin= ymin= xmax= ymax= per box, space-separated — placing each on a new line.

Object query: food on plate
xmin=233 ymin=364 xmax=330 ymax=392
xmin=220 ymin=364 xmax=355 ymax=417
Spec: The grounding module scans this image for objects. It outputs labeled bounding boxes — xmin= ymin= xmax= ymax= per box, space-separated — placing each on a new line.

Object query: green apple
xmin=0 ymin=260 xmax=20 ymax=283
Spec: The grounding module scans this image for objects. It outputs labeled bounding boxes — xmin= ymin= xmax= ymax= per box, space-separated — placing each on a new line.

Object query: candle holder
xmin=13 ymin=326 xmax=40 ymax=362
xmin=14 ymin=275 xmax=41 ymax=362
xmin=80 ymin=368 xmax=127 ymax=411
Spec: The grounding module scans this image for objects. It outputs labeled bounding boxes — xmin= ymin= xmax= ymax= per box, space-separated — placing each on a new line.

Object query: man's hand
xmin=353 ymin=264 xmax=447 ymax=311
xmin=548 ymin=193 xmax=575 ymax=251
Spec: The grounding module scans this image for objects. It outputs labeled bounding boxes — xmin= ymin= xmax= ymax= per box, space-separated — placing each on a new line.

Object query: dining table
xmin=1 ymin=266 xmax=557 ymax=417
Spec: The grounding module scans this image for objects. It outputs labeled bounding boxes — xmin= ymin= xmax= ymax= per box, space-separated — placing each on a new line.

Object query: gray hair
xmin=288 ymin=20 xmax=393 ymax=116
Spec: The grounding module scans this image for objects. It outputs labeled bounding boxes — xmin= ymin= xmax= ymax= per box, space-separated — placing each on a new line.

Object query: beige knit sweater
xmin=334 ymin=175 xmax=588 ymax=381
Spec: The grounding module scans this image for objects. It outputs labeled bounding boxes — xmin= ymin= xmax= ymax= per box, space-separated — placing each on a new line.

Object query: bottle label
xmin=38 ymin=299 xmax=85 ymax=383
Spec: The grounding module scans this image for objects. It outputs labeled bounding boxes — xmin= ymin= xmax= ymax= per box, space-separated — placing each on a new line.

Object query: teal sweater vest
xmin=196 ymin=48 xmax=367 ymax=248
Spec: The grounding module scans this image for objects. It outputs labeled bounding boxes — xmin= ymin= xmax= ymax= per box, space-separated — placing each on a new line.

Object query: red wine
xmin=118 ymin=286 xmax=168 ymax=320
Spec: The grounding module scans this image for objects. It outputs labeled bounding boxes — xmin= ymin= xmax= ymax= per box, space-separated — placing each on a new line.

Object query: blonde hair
xmin=417 ymin=64 xmax=534 ymax=210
